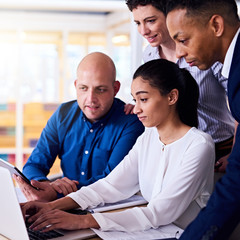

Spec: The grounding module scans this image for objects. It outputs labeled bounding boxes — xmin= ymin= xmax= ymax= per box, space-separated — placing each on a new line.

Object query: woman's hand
xmin=124 ymin=103 xmax=135 ymax=115
xmin=215 ymin=154 xmax=229 ymax=173
xmin=21 ymin=201 xmax=53 ymax=222
xmin=29 ymin=210 xmax=100 ymax=232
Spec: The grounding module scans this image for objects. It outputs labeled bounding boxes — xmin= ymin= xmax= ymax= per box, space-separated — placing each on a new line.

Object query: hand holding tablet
xmin=0 ymin=158 xmax=38 ymax=190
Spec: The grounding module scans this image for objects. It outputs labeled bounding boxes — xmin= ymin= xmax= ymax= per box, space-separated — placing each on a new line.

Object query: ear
xmin=168 ymin=89 xmax=179 ymax=105
xmin=113 ymin=80 xmax=121 ymax=96
xmin=74 ymin=79 xmax=77 ymax=88
xmin=209 ymin=15 xmax=224 ymax=37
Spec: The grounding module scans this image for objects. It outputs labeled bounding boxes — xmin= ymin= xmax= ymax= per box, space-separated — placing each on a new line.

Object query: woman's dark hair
xmin=133 ymin=59 xmax=199 ymax=127
xmin=126 ymin=0 xmax=167 ymax=15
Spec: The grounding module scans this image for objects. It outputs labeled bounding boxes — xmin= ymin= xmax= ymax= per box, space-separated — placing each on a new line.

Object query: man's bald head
xmin=75 ymin=52 xmax=120 ymax=123
xmin=77 ymin=52 xmax=116 ymax=84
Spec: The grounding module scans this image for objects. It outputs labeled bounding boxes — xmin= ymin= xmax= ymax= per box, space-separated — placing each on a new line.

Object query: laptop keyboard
xmin=26 ymin=221 xmax=64 ymax=240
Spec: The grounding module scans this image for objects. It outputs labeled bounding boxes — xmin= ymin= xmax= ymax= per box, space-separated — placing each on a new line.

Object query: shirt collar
xmin=222 ymin=27 xmax=240 ymax=78
xmin=81 ymin=98 xmax=117 ymax=127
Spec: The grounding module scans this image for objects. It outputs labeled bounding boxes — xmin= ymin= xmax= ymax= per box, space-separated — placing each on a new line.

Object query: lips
xmin=146 ymin=34 xmax=157 ymax=43
xmin=138 ymin=116 xmax=147 ymax=122
xmin=86 ymin=105 xmax=99 ymax=111
xmin=186 ymin=59 xmax=196 ymax=67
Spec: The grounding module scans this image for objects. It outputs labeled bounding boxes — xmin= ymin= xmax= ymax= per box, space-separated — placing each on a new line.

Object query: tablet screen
xmin=0 ymin=158 xmax=37 ymax=189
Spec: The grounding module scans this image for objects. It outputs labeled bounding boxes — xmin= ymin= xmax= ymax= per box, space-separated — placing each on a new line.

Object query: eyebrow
xmin=77 ymin=84 xmax=108 ymax=88
xmin=134 ymin=15 xmax=157 ymax=22
xmin=173 ymin=32 xmax=181 ymax=40
xmin=135 ymin=91 xmax=149 ymax=95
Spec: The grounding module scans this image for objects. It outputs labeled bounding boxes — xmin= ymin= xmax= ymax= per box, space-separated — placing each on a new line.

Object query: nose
xmin=139 ymin=24 xmax=150 ymax=36
xmin=133 ymin=102 xmax=142 ymax=115
xmin=87 ymin=89 xmax=97 ymax=103
xmin=175 ymin=44 xmax=187 ymax=59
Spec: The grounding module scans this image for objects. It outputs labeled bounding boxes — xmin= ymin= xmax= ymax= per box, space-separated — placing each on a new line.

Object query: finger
xmin=214 ymin=161 xmax=223 ymax=170
xmin=22 ymin=202 xmax=39 ymax=218
xmin=21 ymin=203 xmax=27 ymax=219
xmin=124 ymin=104 xmax=128 ymax=113
xmin=15 ymin=175 xmax=29 ymax=188
xmin=62 ymin=178 xmax=78 ymax=192
xmin=51 ymin=181 xmax=63 ymax=194
xmin=54 ymin=181 xmax=69 ymax=196
xmin=31 ymin=180 xmax=50 ymax=190
xmin=31 ymin=210 xmax=62 ymax=231
xmin=28 ymin=208 xmax=47 ymax=223
xmin=125 ymin=108 xmax=130 ymax=114
xmin=73 ymin=180 xmax=79 ymax=185
xmin=31 ymin=216 xmax=51 ymax=231
xmin=20 ymin=183 xmax=38 ymax=201
xmin=218 ymin=164 xmax=226 ymax=173
xmin=55 ymin=178 xmax=78 ymax=195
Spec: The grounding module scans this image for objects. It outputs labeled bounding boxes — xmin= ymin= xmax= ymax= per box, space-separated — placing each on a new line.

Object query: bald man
xmin=16 ymin=52 xmax=144 ymax=202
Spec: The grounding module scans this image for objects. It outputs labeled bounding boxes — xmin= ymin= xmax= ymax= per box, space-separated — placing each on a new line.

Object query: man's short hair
xmin=126 ymin=0 xmax=168 ymax=15
xmin=166 ymin=0 xmax=239 ymax=25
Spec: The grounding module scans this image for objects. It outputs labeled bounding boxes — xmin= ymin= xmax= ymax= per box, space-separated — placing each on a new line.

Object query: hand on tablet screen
xmin=14 ymin=175 xmax=58 ymax=202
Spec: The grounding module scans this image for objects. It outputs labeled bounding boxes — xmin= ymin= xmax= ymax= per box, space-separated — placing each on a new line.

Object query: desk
xmin=16 ymin=190 xmax=182 ymax=239
xmin=86 ymin=204 xmax=148 ymax=240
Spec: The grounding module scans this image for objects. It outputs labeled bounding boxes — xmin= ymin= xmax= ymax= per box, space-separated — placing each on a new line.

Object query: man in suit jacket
xmin=165 ymin=0 xmax=240 ymax=239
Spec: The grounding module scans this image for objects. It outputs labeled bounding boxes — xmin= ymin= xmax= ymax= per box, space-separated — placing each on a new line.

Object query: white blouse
xmin=68 ymin=127 xmax=215 ymax=232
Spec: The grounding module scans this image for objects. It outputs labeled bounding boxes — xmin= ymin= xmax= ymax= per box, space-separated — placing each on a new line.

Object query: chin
xmin=150 ymin=42 xmax=160 ymax=48
xmin=197 ymin=61 xmax=213 ymax=70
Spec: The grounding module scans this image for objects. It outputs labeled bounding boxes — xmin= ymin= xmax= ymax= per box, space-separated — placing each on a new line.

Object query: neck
xmin=158 ymin=39 xmax=177 ymax=63
xmin=157 ymin=120 xmax=191 ymax=145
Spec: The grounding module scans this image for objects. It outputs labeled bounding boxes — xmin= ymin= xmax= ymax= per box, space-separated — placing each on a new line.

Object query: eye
xmin=147 ymin=19 xmax=156 ymax=24
xmin=97 ymin=88 xmax=107 ymax=93
xmin=79 ymin=86 xmax=87 ymax=91
xmin=140 ymin=98 xmax=147 ymax=102
xmin=134 ymin=21 xmax=140 ymax=26
xmin=178 ymin=38 xmax=188 ymax=45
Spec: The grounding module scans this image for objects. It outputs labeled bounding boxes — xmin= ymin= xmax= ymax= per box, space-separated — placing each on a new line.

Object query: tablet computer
xmin=0 ymin=158 xmax=37 ymax=189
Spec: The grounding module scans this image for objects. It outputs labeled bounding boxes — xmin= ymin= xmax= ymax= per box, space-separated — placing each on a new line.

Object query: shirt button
xmin=90 ymin=129 xmax=93 ymax=133
xmin=101 ymin=123 xmax=103 ymax=126
xmin=85 ymin=150 xmax=89 ymax=154
xmin=81 ymin=171 xmax=85 ymax=176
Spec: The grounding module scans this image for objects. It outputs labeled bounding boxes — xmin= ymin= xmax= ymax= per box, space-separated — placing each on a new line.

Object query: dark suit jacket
xmin=180 ymin=32 xmax=240 ymax=240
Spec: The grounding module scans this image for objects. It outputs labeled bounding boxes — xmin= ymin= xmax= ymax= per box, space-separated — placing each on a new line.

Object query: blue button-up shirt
xmin=23 ymin=98 xmax=144 ymax=188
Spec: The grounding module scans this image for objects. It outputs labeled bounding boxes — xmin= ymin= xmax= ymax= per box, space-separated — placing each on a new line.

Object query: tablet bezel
xmin=0 ymin=158 xmax=37 ymax=189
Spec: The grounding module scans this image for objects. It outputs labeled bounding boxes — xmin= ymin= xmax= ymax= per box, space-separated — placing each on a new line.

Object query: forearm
xmin=23 ymin=162 xmax=49 ymax=181
xmin=49 ymin=196 xmax=80 ymax=211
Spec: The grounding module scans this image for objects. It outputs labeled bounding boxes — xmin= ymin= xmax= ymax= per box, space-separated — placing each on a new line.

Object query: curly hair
xmin=126 ymin=0 xmax=168 ymax=15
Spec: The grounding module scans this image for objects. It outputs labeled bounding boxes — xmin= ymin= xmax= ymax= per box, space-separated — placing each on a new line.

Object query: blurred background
xmin=0 ymin=0 xmax=239 ymax=175
xmin=0 ymin=0 xmax=146 ymax=175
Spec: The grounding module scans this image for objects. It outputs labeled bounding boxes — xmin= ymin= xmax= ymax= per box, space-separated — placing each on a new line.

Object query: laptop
xmin=0 ymin=166 xmax=97 ymax=240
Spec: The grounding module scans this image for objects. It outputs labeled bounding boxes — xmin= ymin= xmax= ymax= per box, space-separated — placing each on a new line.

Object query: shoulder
xmin=113 ymin=99 xmax=144 ymax=127
xmin=59 ymin=100 xmax=78 ymax=110
xmin=57 ymin=100 xmax=79 ymax=113
xmin=187 ymin=128 xmax=214 ymax=148
xmin=54 ymin=100 xmax=80 ymax=120
xmin=135 ymin=127 xmax=156 ymax=144
xmin=111 ymin=98 xmax=136 ymax=120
